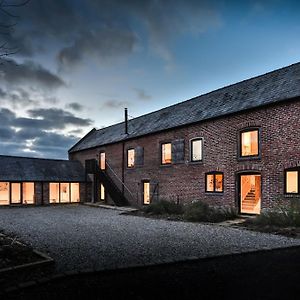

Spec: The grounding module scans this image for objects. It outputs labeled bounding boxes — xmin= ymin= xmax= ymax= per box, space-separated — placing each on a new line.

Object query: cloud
xmin=100 ymin=100 xmax=131 ymax=109
xmin=27 ymin=108 xmax=92 ymax=129
xmin=8 ymin=0 xmax=221 ymax=68
xmin=66 ymin=102 xmax=84 ymax=112
xmin=0 ymin=107 xmax=93 ymax=159
xmin=133 ymin=88 xmax=152 ymax=101
xmin=0 ymin=59 xmax=66 ymax=89
xmin=57 ymin=28 xmax=137 ymax=69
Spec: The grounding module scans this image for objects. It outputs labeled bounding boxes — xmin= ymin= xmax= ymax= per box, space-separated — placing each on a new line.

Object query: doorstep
xmin=83 ymin=202 xmax=138 ymax=212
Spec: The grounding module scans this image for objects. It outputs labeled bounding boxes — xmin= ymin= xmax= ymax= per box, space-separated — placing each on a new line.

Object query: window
xmin=285 ymin=169 xmax=299 ymax=194
xmin=191 ymin=138 xmax=202 ymax=162
xmin=0 ymin=182 xmax=9 ymax=205
xmin=143 ymin=181 xmax=150 ymax=205
xmin=240 ymin=129 xmax=259 ymax=157
xmin=49 ymin=183 xmax=80 ymax=203
xmin=23 ymin=182 xmax=35 ymax=204
xmin=60 ymin=183 xmax=70 ymax=203
xmin=100 ymin=183 xmax=105 ymax=201
xmin=49 ymin=183 xmax=59 ymax=203
xmin=100 ymin=152 xmax=106 ymax=170
xmin=11 ymin=183 xmax=21 ymax=204
xmin=71 ymin=183 xmax=80 ymax=203
xmin=127 ymin=148 xmax=135 ymax=168
xmin=205 ymin=172 xmax=224 ymax=193
xmin=161 ymin=143 xmax=172 ymax=164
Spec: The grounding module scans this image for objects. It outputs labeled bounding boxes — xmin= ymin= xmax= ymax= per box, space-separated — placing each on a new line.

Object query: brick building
xmin=69 ymin=63 xmax=300 ymax=214
xmin=0 ymin=156 xmax=89 ymax=206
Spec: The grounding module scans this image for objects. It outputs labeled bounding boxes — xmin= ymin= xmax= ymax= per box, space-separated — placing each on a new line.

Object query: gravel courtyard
xmin=0 ymin=205 xmax=299 ymax=273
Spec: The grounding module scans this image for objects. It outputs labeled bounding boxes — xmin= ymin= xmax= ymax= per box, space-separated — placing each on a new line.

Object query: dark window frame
xmin=142 ymin=180 xmax=151 ymax=205
xmin=160 ymin=142 xmax=172 ymax=165
xmin=205 ymin=172 xmax=224 ymax=193
xmin=284 ymin=167 xmax=300 ymax=195
xmin=99 ymin=151 xmax=106 ymax=170
xmin=238 ymin=128 xmax=261 ymax=159
xmin=127 ymin=147 xmax=135 ymax=169
xmin=190 ymin=138 xmax=203 ymax=162
xmin=10 ymin=182 xmax=22 ymax=205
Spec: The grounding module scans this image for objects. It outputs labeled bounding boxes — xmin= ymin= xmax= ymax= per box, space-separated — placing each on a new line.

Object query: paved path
xmin=0 ymin=205 xmax=299 ymax=273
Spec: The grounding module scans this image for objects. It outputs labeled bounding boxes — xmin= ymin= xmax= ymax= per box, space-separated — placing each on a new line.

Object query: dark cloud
xmin=100 ymin=100 xmax=130 ymax=109
xmin=57 ymin=28 xmax=136 ymax=69
xmin=66 ymin=102 xmax=84 ymax=112
xmin=0 ymin=59 xmax=66 ymax=89
xmin=0 ymin=107 xmax=93 ymax=159
xmin=8 ymin=0 xmax=221 ymax=67
xmin=27 ymin=108 xmax=92 ymax=128
xmin=133 ymin=88 xmax=152 ymax=101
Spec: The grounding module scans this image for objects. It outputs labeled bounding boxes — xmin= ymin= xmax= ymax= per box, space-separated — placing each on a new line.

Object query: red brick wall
xmin=70 ymin=99 xmax=300 ymax=210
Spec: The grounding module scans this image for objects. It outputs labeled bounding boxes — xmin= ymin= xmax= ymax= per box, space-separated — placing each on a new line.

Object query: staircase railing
xmin=105 ymin=160 xmax=137 ymax=204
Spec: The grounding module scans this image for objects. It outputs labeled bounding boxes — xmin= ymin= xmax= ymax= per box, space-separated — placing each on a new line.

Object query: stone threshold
xmin=83 ymin=202 xmax=138 ymax=212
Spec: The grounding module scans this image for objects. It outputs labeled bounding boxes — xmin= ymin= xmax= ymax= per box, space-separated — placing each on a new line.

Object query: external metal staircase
xmin=85 ymin=159 xmax=131 ymax=207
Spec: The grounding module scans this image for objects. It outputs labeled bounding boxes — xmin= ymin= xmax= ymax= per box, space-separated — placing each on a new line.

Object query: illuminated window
xmin=100 ymin=152 xmax=106 ymax=170
xmin=285 ymin=170 xmax=299 ymax=194
xmin=191 ymin=138 xmax=202 ymax=162
xmin=205 ymin=172 xmax=224 ymax=193
xmin=23 ymin=182 xmax=35 ymax=204
xmin=11 ymin=183 xmax=21 ymax=204
xmin=71 ymin=183 xmax=80 ymax=203
xmin=60 ymin=183 xmax=70 ymax=203
xmin=143 ymin=181 xmax=150 ymax=205
xmin=240 ymin=129 xmax=259 ymax=157
xmin=127 ymin=148 xmax=135 ymax=168
xmin=161 ymin=143 xmax=172 ymax=164
xmin=0 ymin=182 xmax=9 ymax=205
xmin=49 ymin=183 xmax=59 ymax=203
xmin=100 ymin=183 xmax=105 ymax=201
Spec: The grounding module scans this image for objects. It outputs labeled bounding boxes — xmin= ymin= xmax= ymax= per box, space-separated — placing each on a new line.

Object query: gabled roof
xmin=69 ymin=62 xmax=300 ymax=153
xmin=0 ymin=155 xmax=87 ymax=182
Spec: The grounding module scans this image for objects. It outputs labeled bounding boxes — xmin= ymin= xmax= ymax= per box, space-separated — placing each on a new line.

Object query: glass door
xmin=11 ymin=183 xmax=21 ymax=204
xmin=240 ymin=174 xmax=261 ymax=214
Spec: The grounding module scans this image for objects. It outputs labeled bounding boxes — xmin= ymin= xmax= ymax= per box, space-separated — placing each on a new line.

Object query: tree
xmin=0 ymin=0 xmax=30 ymax=65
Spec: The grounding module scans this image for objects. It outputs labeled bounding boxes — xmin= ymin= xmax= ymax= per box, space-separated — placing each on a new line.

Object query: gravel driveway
xmin=0 ymin=205 xmax=299 ymax=273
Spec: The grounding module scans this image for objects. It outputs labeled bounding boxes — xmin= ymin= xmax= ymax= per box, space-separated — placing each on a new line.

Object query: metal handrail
xmin=105 ymin=160 xmax=135 ymax=199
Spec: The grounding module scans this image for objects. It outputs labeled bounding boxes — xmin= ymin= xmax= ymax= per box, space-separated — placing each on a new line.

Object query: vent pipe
xmin=124 ymin=108 xmax=128 ymax=135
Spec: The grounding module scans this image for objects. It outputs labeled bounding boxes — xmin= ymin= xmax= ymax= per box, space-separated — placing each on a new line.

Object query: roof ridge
xmin=0 ymin=154 xmax=78 ymax=162
xmin=93 ymin=62 xmax=300 ymax=133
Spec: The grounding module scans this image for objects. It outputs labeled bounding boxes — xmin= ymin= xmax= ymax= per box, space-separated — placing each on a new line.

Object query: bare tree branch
xmin=0 ymin=0 xmax=30 ymax=65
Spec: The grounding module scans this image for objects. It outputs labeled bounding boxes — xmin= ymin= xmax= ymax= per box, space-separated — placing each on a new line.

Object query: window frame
xmin=127 ymin=147 xmax=135 ymax=169
xmin=142 ymin=180 xmax=151 ymax=205
xmin=190 ymin=138 xmax=203 ymax=163
xmin=284 ymin=168 xmax=300 ymax=195
xmin=49 ymin=182 xmax=80 ymax=204
xmin=205 ymin=172 xmax=224 ymax=193
xmin=160 ymin=142 xmax=172 ymax=165
xmin=99 ymin=151 xmax=106 ymax=170
xmin=239 ymin=128 xmax=261 ymax=159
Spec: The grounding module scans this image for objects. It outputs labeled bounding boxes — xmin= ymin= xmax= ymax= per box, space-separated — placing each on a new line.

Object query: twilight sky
xmin=0 ymin=0 xmax=300 ymax=159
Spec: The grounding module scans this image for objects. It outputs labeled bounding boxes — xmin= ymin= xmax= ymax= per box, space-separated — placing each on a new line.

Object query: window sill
xmin=205 ymin=192 xmax=224 ymax=196
xmin=188 ymin=161 xmax=203 ymax=165
xmin=160 ymin=163 xmax=172 ymax=167
xmin=238 ymin=155 xmax=261 ymax=162
xmin=284 ymin=194 xmax=300 ymax=198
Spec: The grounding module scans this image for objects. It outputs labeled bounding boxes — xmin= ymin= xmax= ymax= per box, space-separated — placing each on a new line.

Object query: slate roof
xmin=0 ymin=155 xmax=87 ymax=182
xmin=69 ymin=62 xmax=300 ymax=153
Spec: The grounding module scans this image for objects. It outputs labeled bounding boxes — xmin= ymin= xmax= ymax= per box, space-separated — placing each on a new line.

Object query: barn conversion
xmin=1 ymin=63 xmax=300 ymax=214
xmin=68 ymin=62 xmax=300 ymax=214
xmin=0 ymin=156 xmax=89 ymax=206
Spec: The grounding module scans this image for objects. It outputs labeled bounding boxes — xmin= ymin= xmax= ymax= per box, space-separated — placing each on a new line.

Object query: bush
xmin=183 ymin=201 xmax=238 ymax=223
xmin=250 ymin=204 xmax=300 ymax=227
xmin=183 ymin=201 xmax=210 ymax=222
xmin=143 ymin=200 xmax=184 ymax=215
